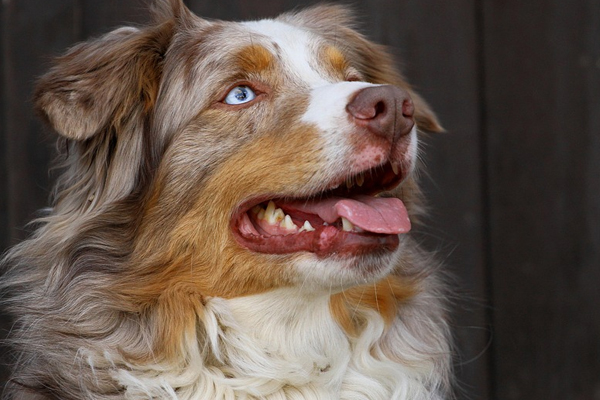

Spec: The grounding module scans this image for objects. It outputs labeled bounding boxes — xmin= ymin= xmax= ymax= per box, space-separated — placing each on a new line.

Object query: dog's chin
xmin=289 ymin=242 xmax=405 ymax=292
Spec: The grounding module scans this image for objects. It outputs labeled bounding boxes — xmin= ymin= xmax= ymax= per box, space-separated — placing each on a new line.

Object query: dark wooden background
xmin=1 ymin=1 xmax=599 ymax=399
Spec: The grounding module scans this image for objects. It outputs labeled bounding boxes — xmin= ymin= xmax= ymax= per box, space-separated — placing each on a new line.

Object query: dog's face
xmin=35 ymin=1 xmax=442 ymax=300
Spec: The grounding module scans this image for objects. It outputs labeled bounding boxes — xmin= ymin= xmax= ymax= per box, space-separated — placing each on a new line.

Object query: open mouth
xmin=231 ymin=161 xmax=411 ymax=257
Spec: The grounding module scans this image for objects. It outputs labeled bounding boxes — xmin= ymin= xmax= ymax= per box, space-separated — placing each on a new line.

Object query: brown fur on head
xmin=2 ymin=1 xmax=450 ymax=398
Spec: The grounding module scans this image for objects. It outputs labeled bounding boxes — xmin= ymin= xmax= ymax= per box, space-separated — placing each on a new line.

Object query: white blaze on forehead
xmin=242 ymin=19 xmax=329 ymax=87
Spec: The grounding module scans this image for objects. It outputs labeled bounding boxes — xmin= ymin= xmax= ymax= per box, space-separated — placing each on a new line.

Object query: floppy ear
xmin=33 ymin=22 xmax=175 ymax=141
xmin=282 ymin=4 xmax=444 ymax=134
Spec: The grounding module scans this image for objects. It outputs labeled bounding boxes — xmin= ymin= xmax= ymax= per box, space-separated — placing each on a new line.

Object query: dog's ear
xmin=283 ymin=4 xmax=444 ymax=134
xmin=151 ymin=0 xmax=200 ymax=29
xmin=34 ymin=0 xmax=204 ymax=141
xmin=34 ymin=22 xmax=175 ymax=141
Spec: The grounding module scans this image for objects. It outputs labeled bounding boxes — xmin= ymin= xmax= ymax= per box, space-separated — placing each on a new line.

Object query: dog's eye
xmin=224 ymin=86 xmax=257 ymax=105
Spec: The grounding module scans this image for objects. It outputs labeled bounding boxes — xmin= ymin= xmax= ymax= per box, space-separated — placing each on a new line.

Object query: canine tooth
xmin=257 ymin=208 xmax=265 ymax=220
xmin=265 ymin=200 xmax=276 ymax=215
xmin=342 ymin=217 xmax=354 ymax=232
xmin=264 ymin=201 xmax=285 ymax=225
xmin=299 ymin=220 xmax=315 ymax=232
xmin=346 ymin=177 xmax=354 ymax=189
xmin=280 ymin=215 xmax=298 ymax=231
xmin=392 ymin=163 xmax=400 ymax=175
xmin=356 ymin=173 xmax=364 ymax=187
xmin=264 ymin=201 xmax=284 ymax=224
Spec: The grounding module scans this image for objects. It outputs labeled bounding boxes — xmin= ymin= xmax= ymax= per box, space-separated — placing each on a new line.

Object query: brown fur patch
xmin=235 ymin=44 xmax=274 ymax=74
xmin=330 ymin=275 xmax=417 ymax=336
xmin=126 ymin=93 xmax=317 ymax=301
xmin=321 ymin=45 xmax=349 ymax=79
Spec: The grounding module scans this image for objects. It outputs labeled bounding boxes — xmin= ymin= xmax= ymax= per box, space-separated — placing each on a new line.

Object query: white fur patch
xmin=111 ymin=287 xmax=448 ymax=400
xmin=243 ymin=20 xmax=329 ymax=88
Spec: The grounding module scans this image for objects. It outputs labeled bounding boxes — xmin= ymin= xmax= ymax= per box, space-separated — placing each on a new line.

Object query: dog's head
xmin=35 ymin=0 xmax=442 ymax=302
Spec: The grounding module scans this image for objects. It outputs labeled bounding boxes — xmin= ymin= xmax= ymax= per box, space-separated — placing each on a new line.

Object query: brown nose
xmin=346 ymin=85 xmax=415 ymax=142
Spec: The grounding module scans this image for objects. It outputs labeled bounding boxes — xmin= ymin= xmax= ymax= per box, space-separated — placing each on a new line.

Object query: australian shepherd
xmin=1 ymin=1 xmax=452 ymax=399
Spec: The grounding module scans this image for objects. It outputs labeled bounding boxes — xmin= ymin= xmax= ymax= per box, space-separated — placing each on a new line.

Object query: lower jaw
xmin=233 ymin=225 xmax=400 ymax=258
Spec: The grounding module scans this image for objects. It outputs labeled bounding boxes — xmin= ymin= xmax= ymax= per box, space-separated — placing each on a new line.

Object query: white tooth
xmin=264 ymin=201 xmax=284 ymax=224
xmin=280 ymin=215 xmax=298 ymax=231
xmin=299 ymin=220 xmax=315 ymax=232
xmin=392 ymin=163 xmax=400 ymax=175
xmin=265 ymin=201 xmax=276 ymax=216
xmin=257 ymin=208 xmax=265 ymax=220
xmin=342 ymin=217 xmax=354 ymax=232
xmin=272 ymin=209 xmax=285 ymax=224
xmin=356 ymin=173 xmax=364 ymax=187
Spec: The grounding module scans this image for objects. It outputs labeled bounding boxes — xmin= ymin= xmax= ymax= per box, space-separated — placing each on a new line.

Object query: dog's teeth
xmin=346 ymin=177 xmax=354 ymax=189
xmin=265 ymin=200 xmax=276 ymax=215
xmin=280 ymin=215 xmax=298 ymax=231
xmin=298 ymin=220 xmax=315 ymax=233
xmin=264 ymin=201 xmax=285 ymax=224
xmin=341 ymin=217 xmax=354 ymax=232
xmin=392 ymin=163 xmax=400 ymax=175
xmin=356 ymin=173 xmax=364 ymax=187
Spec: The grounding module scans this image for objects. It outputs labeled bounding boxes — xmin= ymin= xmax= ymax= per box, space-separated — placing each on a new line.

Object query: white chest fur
xmin=114 ymin=287 xmax=448 ymax=399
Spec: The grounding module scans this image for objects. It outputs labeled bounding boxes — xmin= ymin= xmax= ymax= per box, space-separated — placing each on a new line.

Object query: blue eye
xmin=224 ymin=86 xmax=257 ymax=105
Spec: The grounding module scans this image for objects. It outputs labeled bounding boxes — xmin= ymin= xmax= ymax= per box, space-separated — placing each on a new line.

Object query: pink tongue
xmin=287 ymin=195 xmax=411 ymax=234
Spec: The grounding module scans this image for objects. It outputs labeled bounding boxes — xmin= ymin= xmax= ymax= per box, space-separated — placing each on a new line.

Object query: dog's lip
xmin=230 ymin=161 xmax=409 ymax=257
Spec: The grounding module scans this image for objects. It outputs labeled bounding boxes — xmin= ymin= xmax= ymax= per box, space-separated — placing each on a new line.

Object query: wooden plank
xmin=484 ymin=0 xmax=600 ymax=398
xmin=1 ymin=0 xmax=81 ymax=392
xmin=0 ymin=0 xmax=10 ymax=391
xmin=0 ymin=0 xmax=8 ymax=252
xmin=186 ymin=0 xmax=288 ymax=20
xmin=3 ymin=0 xmax=81 ymax=242
xmin=81 ymin=0 xmax=149 ymax=37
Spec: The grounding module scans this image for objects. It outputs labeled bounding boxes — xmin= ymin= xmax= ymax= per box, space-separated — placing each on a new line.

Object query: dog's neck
xmin=112 ymin=286 xmax=447 ymax=399
xmin=221 ymin=289 xmax=352 ymax=389
xmin=113 ymin=288 xmax=445 ymax=400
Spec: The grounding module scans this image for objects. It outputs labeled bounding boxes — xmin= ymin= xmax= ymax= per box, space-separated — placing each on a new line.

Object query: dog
xmin=1 ymin=1 xmax=452 ymax=398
